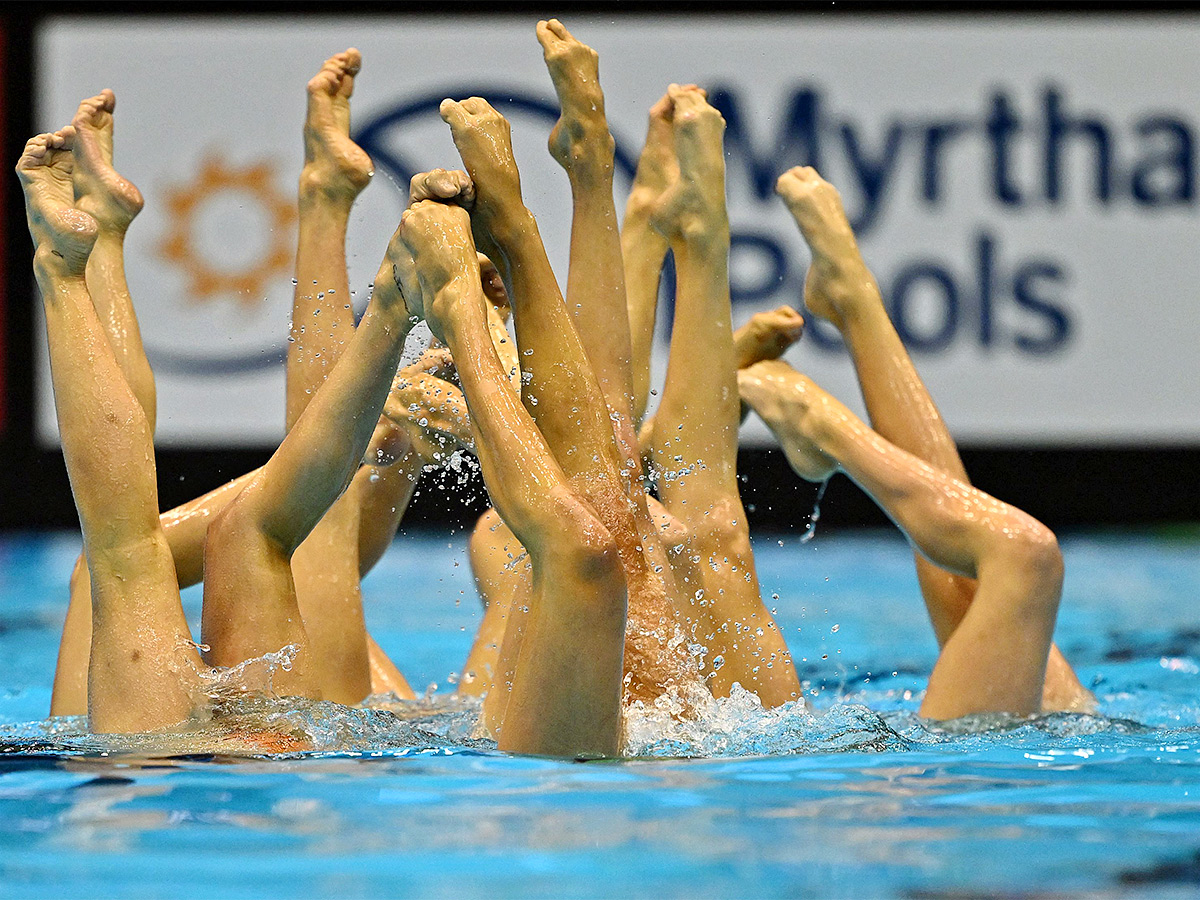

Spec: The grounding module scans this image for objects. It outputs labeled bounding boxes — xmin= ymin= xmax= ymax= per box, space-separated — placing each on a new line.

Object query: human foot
xmin=17 ymin=129 xmax=98 ymax=276
xmin=536 ymin=19 xmax=614 ymax=176
xmin=626 ymin=92 xmax=679 ymax=222
xmin=396 ymin=199 xmax=485 ymax=344
xmin=738 ymin=359 xmax=836 ymax=482
xmin=301 ymin=49 xmax=373 ymax=203
xmin=649 ymin=84 xmax=728 ymax=246
xmin=70 ymin=90 xmax=144 ymax=232
xmin=439 ymin=98 xmax=526 ymax=235
xmin=383 ymin=365 xmax=474 ymax=463
xmin=775 ymin=166 xmax=881 ymax=330
xmin=733 ymin=305 xmax=805 ymax=369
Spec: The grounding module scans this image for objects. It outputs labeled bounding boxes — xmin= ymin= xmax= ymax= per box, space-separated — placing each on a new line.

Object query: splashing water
xmin=800 ymin=479 xmax=828 ymax=543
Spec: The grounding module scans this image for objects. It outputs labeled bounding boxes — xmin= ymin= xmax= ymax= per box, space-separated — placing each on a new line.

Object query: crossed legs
xmin=392 ymin=200 xmax=626 ymax=756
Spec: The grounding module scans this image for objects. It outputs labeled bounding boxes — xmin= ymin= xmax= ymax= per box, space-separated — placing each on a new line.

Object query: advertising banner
xmin=34 ymin=15 xmax=1200 ymax=447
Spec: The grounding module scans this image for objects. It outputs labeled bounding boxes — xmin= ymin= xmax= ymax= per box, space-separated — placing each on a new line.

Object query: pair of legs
xmin=25 ymin=114 xmax=416 ymax=733
xmin=739 ymin=166 xmax=1093 ymax=717
xmin=445 ymin=21 xmax=705 ymax=720
xmin=620 ymin=85 xmax=802 ymax=705
xmin=50 ymin=52 xmax=467 ymax=716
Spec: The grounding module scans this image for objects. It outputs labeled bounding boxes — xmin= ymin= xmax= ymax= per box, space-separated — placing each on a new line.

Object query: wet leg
xmin=201 ymin=224 xmax=415 ymax=698
xmin=777 ymin=166 xmax=1091 ymax=712
xmin=622 ymin=93 xmax=676 ymax=424
xmin=648 ymin=86 xmax=799 ymax=705
xmin=740 ymin=361 xmax=1062 ymax=718
xmin=440 ymin=99 xmax=694 ymax=705
xmin=20 ymin=129 xmax=201 ymax=732
xmin=52 ymin=90 xmax=156 ymax=716
xmin=397 ymin=200 xmax=626 ymax=755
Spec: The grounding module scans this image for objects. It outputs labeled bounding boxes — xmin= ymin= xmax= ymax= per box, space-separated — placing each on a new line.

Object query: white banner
xmin=34 ymin=15 xmax=1200 ymax=447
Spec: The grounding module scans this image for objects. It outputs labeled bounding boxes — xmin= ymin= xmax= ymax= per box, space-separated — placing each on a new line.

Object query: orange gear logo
xmin=158 ymin=157 xmax=296 ymax=304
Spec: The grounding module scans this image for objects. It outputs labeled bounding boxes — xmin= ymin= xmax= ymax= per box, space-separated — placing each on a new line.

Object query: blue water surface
xmin=2 ymin=528 xmax=1199 ymax=899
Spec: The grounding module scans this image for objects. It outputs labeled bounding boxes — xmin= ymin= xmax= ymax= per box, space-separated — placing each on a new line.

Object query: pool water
xmin=2 ymin=529 xmax=1199 ymax=898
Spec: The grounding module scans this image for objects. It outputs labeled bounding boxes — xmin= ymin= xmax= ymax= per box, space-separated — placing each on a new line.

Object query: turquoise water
xmin=2 ymin=529 xmax=1199 ymax=898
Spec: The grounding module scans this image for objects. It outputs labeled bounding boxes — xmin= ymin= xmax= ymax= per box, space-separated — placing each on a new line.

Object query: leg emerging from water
xmin=20 ymin=128 xmax=201 ymax=733
xmin=776 ymin=165 xmax=1091 ymax=713
xmin=395 ymin=199 xmax=626 ymax=756
xmin=440 ymin=89 xmax=693 ymax=711
xmin=647 ymin=86 xmax=799 ymax=705
xmin=52 ymin=89 xmax=159 ymax=717
xmin=200 ymin=217 xmax=415 ymax=699
xmin=740 ymin=362 xmax=1062 ymax=719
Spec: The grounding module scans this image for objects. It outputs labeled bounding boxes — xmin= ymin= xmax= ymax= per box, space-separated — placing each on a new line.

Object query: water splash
xmin=800 ymin=479 xmax=828 ymax=543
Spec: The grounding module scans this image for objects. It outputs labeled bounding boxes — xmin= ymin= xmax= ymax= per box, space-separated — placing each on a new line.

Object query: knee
xmin=207 ymin=489 xmax=285 ymax=563
xmin=689 ymin=495 xmax=753 ymax=558
xmin=999 ymin=519 xmax=1064 ymax=610
xmin=547 ymin=495 xmax=625 ymax=591
xmin=648 ymin=497 xmax=694 ymax=557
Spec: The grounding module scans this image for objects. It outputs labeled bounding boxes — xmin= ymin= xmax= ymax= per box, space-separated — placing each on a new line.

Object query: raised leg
xmin=740 ymin=361 xmax=1062 ymax=719
xmin=19 ymin=129 xmax=201 ymax=733
xmin=396 ymin=199 xmax=626 ymax=756
xmin=71 ymin=90 xmax=155 ymax=429
xmin=440 ymin=97 xmax=696 ymax=707
xmin=277 ymin=49 xmax=380 ymax=703
xmin=538 ymin=19 xmax=633 ymax=423
xmin=200 ymin=222 xmax=415 ymax=699
xmin=776 ymin=165 xmax=1091 ymax=712
xmin=647 ymin=86 xmax=799 ymax=705
xmin=622 ymin=93 xmax=676 ymax=424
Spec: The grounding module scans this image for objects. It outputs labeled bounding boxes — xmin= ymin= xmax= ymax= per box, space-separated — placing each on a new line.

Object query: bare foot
xmin=733 ymin=305 xmax=805 ymax=369
xmin=70 ymin=90 xmax=143 ymax=232
xmin=775 ymin=166 xmax=881 ymax=331
xmin=649 ymin=84 xmax=727 ymax=246
xmin=301 ymin=49 xmax=373 ymax=202
xmin=626 ymin=92 xmax=679 ymax=222
xmin=395 ymin=199 xmax=485 ymax=344
xmin=738 ymin=359 xmax=836 ymax=482
xmin=439 ymin=98 xmax=525 ymax=233
xmin=17 ymin=128 xmax=98 ymax=276
xmin=383 ymin=365 xmax=474 ymax=463
xmin=409 ymin=167 xmax=475 ymax=208
xmin=536 ymin=19 xmax=614 ymax=176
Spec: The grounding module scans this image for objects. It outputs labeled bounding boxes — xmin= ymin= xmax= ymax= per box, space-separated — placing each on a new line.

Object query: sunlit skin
xmin=741 ymin=164 xmax=1093 ymax=717
xmin=22 ymin=119 xmax=422 ymax=732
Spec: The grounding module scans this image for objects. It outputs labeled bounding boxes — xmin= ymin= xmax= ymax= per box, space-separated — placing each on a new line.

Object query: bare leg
xmin=19 ymin=129 xmax=201 ymax=733
xmin=623 ymin=93 xmax=676 ymax=424
xmin=776 ymin=165 xmax=1092 ymax=712
xmin=740 ymin=361 xmax=1062 ymax=719
xmin=51 ymin=468 xmax=257 ymax=716
xmin=200 ymin=223 xmax=414 ymax=699
xmin=538 ymin=19 xmax=633 ymax=421
xmin=50 ymin=91 xmax=160 ymax=718
xmin=277 ymin=49 xmax=380 ymax=704
xmin=396 ymin=199 xmax=626 ymax=756
xmin=648 ymin=86 xmax=799 ymax=705
xmin=70 ymin=90 xmax=155 ymax=428
xmin=440 ymin=99 xmax=695 ymax=708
